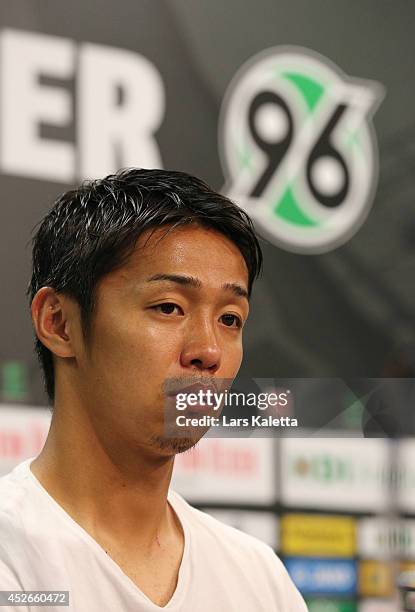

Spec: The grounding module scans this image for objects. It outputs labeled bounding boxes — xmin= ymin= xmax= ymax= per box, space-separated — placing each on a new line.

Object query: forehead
xmin=106 ymin=223 xmax=249 ymax=290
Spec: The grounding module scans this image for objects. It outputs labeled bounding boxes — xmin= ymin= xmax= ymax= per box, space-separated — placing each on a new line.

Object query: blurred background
xmin=1 ymin=1 xmax=415 ymax=610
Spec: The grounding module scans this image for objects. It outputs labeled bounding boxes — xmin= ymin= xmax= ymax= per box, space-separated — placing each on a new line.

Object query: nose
xmin=180 ymin=318 xmax=221 ymax=373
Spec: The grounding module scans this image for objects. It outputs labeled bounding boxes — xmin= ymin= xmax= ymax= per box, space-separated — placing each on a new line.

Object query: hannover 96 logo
xmin=219 ymin=47 xmax=384 ymax=253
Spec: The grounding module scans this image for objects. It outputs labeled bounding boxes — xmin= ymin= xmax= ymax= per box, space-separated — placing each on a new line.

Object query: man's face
xmin=72 ymin=223 xmax=250 ymax=458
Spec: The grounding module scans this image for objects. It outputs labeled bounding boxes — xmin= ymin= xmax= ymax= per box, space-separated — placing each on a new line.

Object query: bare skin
xmin=30 ymin=223 xmax=249 ymax=607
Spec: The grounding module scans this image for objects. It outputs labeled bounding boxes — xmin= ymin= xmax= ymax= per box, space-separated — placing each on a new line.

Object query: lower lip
xmin=184 ymin=403 xmax=215 ymax=415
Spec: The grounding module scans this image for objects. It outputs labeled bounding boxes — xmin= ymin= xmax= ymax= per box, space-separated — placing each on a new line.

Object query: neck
xmin=31 ymin=401 xmax=177 ymax=551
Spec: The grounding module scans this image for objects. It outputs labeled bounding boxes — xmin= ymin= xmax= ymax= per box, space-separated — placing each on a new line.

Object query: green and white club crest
xmin=219 ymin=46 xmax=384 ymax=253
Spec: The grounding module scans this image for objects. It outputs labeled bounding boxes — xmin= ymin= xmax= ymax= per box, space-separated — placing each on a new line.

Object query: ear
xmin=30 ymin=287 xmax=77 ymax=359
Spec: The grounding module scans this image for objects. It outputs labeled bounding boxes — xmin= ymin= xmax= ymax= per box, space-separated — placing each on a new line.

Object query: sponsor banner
xmin=358 ymin=560 xmax=394 ymax=598
xmin=305 ymin=599 xmax=357 ymax=612
xmin=171 ymin=437 xmax=276 ymax=504
xmin=358 ymin=600 xmax=398 ymax=612
xmin=0 ymin=405 xmax=50 ymax=475
xmin=201 ymin=509 xmax=278 ymax=549
xmin=358 ymin=518 xmax=415 ymax=559
xmin=281 ymin=436 xmax=389 ymax=511
xmin=284 ymin=557 xmax=357 ymax=596
xmin=281 ymin=514 xmax=355 ymax=557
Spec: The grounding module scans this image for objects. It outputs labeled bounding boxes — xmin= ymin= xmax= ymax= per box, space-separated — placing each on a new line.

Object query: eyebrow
xmin=146 ymin=273 xmax=249 ymax=300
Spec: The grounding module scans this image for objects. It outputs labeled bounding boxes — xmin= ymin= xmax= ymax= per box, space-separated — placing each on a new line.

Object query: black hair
xmin=27 ymin=168 xmax=263 ymax=403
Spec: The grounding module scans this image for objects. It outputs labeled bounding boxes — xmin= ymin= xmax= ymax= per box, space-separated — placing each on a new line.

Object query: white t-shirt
xmin=0 ymin=458 xmax=307 ymax=611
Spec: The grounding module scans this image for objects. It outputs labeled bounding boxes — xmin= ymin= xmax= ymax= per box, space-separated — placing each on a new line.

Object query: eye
xmin=152 ymin=302 xmax=183 ymax=315
xmin=220 ymin=313 xmax=242 ymax=328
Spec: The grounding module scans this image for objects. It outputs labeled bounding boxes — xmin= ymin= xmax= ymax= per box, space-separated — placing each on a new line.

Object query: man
xmin=0 ymin=169 xmax=307 ymax=611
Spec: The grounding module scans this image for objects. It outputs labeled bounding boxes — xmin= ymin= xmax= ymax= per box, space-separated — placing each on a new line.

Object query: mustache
xmin=162 ymin=377 xmax=231 ymax=396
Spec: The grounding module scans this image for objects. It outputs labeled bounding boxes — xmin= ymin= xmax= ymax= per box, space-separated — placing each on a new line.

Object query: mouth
xmin=164 ymin=379 xmax=219 ymax=397
xmin=164 ymin=378 xmax=221 ymax=415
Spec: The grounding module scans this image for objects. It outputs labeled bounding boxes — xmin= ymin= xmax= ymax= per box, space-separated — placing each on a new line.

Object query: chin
xmin=149 ymin=434 xmax=203 ymax=456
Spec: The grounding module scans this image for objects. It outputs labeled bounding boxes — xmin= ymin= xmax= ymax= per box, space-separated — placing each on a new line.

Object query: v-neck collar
xmin=20 ymin=457 xmax=191 ymax=610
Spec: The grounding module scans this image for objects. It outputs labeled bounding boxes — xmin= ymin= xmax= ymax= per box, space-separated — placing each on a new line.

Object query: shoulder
xmin=169 ymin=490 xmax=307 ymax=609
xmin=169 ymin=489 xmax=271 ymax=552
xmin=0 ymin=461 xmax=36 ymax=560
xmin=0 ymin=465 xmax=27 ymax=505
xmin=169 ymin=491 xmax=296 ymax=576
xmin=0 ymin=460 xmax=33 ymax=517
